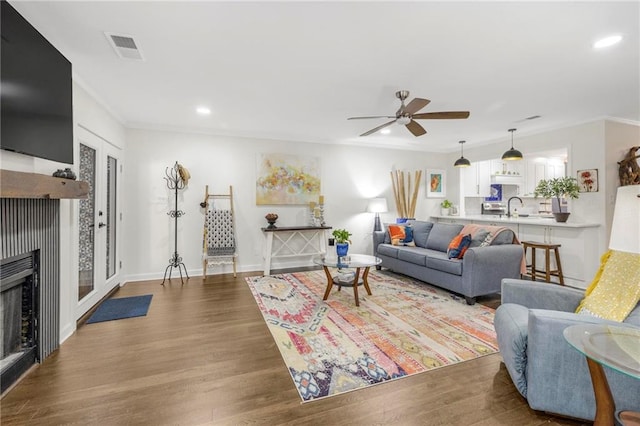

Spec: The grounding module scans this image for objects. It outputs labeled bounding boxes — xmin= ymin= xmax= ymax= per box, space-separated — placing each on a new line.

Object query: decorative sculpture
xmin=618 ymin=146 xmax=640 ymax=186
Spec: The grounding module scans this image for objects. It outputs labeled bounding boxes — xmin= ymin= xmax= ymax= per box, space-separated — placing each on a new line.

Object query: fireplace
xmin=1 ymin=251 xmax=39 ymax=393
xmin=1 ymin=197 xmax=61 ymax=393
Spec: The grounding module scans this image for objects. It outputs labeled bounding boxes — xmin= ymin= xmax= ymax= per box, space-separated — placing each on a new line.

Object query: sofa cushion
xmin=447 ymin=234 xmax=472 ymax=259
xmin=469 ymin=229 xmax=490 ymax=248
xmin=408 ymin=220 xmax=434 ymax=248
xmin=494 ymin=303 xmax=530 ymax=398
xmin=491 ymin=229 xmax=515 ymax=245
xmin=425 ymin=223 xmax=464 ymax=252
xmin=425 ymin=251 xmax=463 ymax=275
xmin=397 ymin=247 xmax=428 ymax=266
xmin=376 ymin=244 xmax=399 ymax=259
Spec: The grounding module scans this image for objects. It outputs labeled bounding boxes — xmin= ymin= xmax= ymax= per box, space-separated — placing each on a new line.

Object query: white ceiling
xmin=10 ymin=1 xmax=640 ymax=153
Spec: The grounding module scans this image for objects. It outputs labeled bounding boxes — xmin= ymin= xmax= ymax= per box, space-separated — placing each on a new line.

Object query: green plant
xmin=441 ymin=199 xmax=453 ymax=209
xmin=332 ymin=228 xmax=352 ymax=244
xmin=534 ymin=177 xmax=580 ymax=213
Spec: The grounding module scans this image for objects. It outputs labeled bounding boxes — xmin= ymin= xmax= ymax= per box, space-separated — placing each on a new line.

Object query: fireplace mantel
xmin=1 ymin=169 xmax=88 ymax=199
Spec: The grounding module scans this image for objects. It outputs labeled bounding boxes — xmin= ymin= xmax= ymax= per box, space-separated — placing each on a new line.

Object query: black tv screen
xmin=1 ymin=0 xmax=73 ymax=164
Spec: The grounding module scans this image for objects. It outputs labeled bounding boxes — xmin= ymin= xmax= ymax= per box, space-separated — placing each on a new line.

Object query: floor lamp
xmin=367 ymin=197 xmax=388 ymax=232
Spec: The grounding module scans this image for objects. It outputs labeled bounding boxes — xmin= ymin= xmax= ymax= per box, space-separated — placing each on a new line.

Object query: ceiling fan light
xmin=502 ymin=128 xmax=523 ymax=161
xmin=397 ymin=116 xmax=411 ymax=125
xmin=454 ymin=140 xmax=471 ymax=167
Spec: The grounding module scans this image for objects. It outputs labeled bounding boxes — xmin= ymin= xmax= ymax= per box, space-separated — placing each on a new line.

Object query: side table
xmin=563 ymin=324 xmax=640 ymax=426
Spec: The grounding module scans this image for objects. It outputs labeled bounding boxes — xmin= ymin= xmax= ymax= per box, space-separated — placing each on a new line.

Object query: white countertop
xmin=431 ymin=214 xmax=600 ymax=228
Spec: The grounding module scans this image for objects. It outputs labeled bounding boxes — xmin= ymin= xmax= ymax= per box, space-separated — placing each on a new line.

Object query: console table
xmin=262 ymin=226 xmax=331 ymax=275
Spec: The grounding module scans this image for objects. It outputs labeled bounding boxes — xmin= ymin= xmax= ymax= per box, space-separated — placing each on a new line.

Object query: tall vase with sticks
xmin=162 ymin=161 xmax=190 ymax=284
xmin=390 ymin=170 xmax=422 ymax=222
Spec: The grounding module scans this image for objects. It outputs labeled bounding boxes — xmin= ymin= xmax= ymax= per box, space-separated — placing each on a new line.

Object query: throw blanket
xmin=205 ymin=209 xmax=236 ymax=256
xmin=461 ymin=224 xmax=527 ymax=274
xmin=576 ymin=250 xmax=640 ymax=321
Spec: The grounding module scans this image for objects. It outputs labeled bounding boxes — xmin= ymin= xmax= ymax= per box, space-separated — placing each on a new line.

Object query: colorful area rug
xmin=86 ymin=294 xmax=153 ymax=324
xmin=245 ymin=270 xmax=498 ymax=402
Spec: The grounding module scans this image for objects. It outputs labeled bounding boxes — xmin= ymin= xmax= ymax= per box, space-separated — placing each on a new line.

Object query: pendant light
xmin=454 ymin=140 xmax=471 ymax=167
xmin=502 ymin=128 xmax=523 ymax=161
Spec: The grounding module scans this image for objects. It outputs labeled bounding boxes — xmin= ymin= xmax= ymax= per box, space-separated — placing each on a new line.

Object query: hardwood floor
xmin=1 ymin=271 xmax=587 ymax=426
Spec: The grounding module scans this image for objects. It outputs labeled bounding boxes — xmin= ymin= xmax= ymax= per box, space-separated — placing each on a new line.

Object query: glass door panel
xmin=78 ymin=143 xmax=96 ymax=301
xmin=106 ymin=155 xmax=117 ymax=279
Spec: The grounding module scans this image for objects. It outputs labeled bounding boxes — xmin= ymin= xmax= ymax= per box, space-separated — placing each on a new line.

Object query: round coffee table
xmin=313 ymin=253 xmax=381 ymax=306
xmin=563 ymin=324 xmax=640 ymax=425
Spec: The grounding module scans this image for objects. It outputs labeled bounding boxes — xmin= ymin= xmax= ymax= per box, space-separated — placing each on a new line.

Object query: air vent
xmin=104 ymin=32 xmax=144 ymax=61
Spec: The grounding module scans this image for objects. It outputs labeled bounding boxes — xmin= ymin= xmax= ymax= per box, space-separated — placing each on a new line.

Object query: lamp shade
xmin=609 ymin=185 xmax=640 ymax=254
xmin=367 ymin=197 xmax=388 ymax=213
xmin=454 ymin=140 xmax=471 ymax=167
xmin=502 ymin=128 xmax=523 ymax=161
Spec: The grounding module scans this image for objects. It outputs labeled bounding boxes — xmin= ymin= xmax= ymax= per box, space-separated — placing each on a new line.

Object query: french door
xmin=77 ymin=127 xmax=121 ymax=318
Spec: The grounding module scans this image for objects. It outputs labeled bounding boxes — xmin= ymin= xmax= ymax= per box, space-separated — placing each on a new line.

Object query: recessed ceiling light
xmin=593 ymin=35 xmax=622 ymax=49
xmin=196 ymin=106 xmax=211 ymax=115
xmin=380 ymin=128 xmax=391 ymax=135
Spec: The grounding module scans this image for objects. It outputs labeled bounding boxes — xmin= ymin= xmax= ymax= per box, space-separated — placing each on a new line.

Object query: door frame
xmin=75 ymin=126 xmax=122 ymax=319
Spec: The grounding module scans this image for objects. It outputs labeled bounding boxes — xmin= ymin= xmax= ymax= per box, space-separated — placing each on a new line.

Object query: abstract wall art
xmin=256 ymin=153 xmax=321 ymax=205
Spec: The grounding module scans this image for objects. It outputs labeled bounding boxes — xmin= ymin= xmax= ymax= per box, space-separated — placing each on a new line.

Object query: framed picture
xmin=577 ymin=169 xmax=598 ymax=192
xmin=426 ymin=169 xmax=446 ymax=198
xmin=256 ymin=153 xmax=321 ymax=205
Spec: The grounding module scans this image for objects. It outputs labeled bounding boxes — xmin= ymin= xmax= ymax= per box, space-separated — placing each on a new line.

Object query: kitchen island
xmin=431 ymin=214 xmax=600 ymax=289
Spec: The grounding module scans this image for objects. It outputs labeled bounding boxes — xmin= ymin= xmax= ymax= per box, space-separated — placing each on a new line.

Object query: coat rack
xmin=162 ymin=161 xmax=190 ymax=284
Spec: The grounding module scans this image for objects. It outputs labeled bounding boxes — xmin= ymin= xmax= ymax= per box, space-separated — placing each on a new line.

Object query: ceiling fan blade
xmin=403 ymin=98 xmax=430 ymax=115
xmin=360 ymin=120 xmax=397 ymax=137
xmin=406 ymin=120 xmax=427 ymax=136
xmin=412 ymin=111 xmax=470 ymax=120
xmin=348 ymin=115 xmax=396 ymax=120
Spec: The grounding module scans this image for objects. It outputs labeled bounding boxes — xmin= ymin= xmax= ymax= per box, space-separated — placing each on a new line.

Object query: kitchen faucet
xmin=507 ymin=196 xmax=523 ymax=218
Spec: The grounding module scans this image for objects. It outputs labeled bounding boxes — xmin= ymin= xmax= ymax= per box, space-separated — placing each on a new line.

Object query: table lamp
xmin=367 ymin=197 xmax=388 ymax=232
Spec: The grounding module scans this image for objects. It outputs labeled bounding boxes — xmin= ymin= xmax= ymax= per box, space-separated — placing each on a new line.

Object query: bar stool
xmin=521 ymin=241 xmax=565 ymax=285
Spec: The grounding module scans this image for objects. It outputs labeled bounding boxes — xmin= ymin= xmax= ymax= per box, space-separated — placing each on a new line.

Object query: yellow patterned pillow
xmin=576 ymin=250 xmax=640 ymax=322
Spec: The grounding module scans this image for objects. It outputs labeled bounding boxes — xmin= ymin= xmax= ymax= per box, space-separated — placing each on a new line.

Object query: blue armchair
xmin=494 ymin=279 xmax=640 ymax=421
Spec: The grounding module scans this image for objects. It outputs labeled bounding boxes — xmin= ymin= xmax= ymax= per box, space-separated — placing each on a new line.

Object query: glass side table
xmin=313 ymin=253 xmax=381 ymax=307
xmin=563 ymin=324 xmax=640 ymax=426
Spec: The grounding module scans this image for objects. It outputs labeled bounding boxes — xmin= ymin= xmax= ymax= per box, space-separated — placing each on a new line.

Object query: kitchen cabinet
xmin=523 ymin=160 xmax=566 ymax=196
xmin=462 ymin=160 xmax=491 ymax=197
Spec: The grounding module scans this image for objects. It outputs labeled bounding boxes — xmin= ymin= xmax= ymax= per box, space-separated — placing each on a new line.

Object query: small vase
xmin=441 ymin=208 xmax=450 ymax=216
xmin=336 ymin=243 xmax=349 ymax=257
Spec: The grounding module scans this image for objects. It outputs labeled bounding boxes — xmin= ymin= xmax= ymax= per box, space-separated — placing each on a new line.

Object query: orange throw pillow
xmin=447 ymin=234 xmax=472 ymax=259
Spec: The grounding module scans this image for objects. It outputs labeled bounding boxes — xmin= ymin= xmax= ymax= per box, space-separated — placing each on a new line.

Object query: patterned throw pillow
xmin=388 ymin=225 xmax=415 ymax=246
xmin=447 ymin=234 xmax=472 ymax=259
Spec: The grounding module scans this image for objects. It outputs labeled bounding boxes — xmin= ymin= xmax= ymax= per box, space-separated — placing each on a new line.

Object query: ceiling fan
xmin=348 ymin=90 xmax=470 ymax=137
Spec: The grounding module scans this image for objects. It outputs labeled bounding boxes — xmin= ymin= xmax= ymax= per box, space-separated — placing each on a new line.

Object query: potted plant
xmin=440 ymin=199 xmax=453 ymax=216
xmin=534 ymin=177 xmax=580 ymax=222
xmin=332 ymin=228 xmax=352 ymax=257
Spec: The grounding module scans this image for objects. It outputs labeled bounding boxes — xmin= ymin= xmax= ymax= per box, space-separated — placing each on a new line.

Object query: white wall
xmin=123 ymin=128 xmax=447 ymax=280
xmin=605 ymin=120 xmax=640 ymax=239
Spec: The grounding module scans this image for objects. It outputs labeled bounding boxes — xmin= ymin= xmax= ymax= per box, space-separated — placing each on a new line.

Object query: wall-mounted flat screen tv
xmin=1 ymin=0 xmax=73 ymax=164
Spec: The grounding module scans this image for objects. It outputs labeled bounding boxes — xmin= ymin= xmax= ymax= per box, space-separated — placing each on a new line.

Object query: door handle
xmin=98 ymin=222 xmax=106 ymax=228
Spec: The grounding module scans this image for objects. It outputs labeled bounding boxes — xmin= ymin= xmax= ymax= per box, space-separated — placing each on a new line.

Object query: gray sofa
xmin=495 ymin=279 xmax=640 ymax=421
xmin=372 ymin=220 xmax=524 ymax=304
